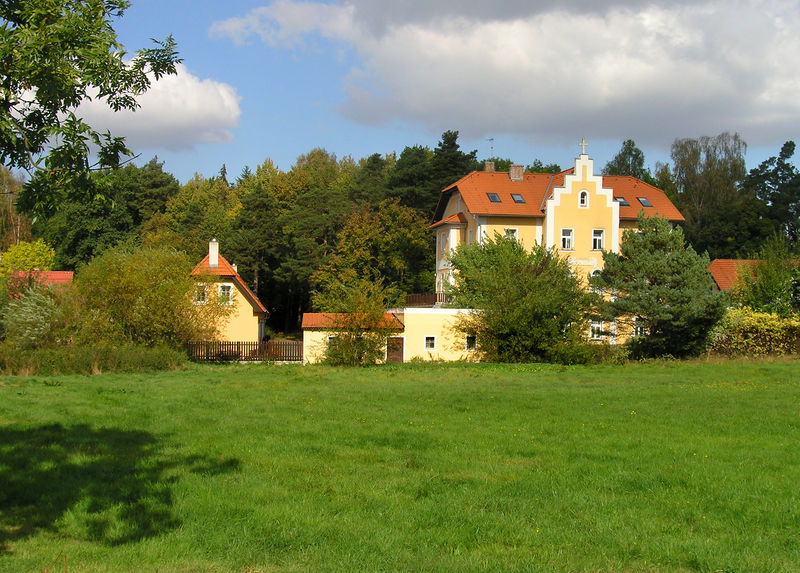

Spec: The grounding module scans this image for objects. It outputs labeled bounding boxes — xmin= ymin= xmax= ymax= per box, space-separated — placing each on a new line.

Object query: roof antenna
xmin=486 ymin=137 xmax=494 ymax=156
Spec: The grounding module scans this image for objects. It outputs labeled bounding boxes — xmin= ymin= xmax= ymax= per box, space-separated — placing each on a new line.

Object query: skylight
xmin=637 ymin=197 xmax=653 ymax=207
xmin=511 ymin=193 xmax=525 ymax=204
xmin=487 ymin=193 xmax=501 ymax=203
xmin=615 ymin=197 xmax=630 ymax=206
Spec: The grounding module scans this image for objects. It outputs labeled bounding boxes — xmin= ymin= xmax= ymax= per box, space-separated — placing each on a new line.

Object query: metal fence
xmin=187 ymin=340 xmax=303 ymax=363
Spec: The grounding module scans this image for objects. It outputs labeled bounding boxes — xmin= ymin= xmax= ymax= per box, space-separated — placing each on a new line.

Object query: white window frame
xmin=504 ymin=228 xmax=518 ymax=241
xmin=579 ymin=190 xmax=589 ymax=208
xmin=561 ymin=228 xmax=574 ymax=250
xmin=439 ymin=232 xmax=446 ymax=255
xmin=424 ymin=335 xmax=436 ymax=351
xmin=633 ymin=317 xmax=648 ymax=337
xmin=592 ymin=229 xmax=605 ymax=250
xmin=218 ymin=283 xmax=234 ymax=305
xmin=590 ymin=320 xmax=603 ymax=341
xmin=193 ymin=284 xmax=208 ymax=305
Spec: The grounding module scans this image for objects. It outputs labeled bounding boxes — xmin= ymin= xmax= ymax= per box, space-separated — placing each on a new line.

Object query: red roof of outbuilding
xmin=432 ymin=170 xmax=683 ymax=223
xmin=301 ymin=312 xmax=404 ymax=330
xmin=707 ymin=259 xmax=758 ymax=291
xmin=191 ymin=254 xmax=268 ymax=315
xmin=10 ymin=270 xmax=74 ymax=285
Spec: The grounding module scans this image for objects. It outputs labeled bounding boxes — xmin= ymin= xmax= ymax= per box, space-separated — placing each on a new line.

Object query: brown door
xmin=386 ymin=337 xmax=404 ymax=363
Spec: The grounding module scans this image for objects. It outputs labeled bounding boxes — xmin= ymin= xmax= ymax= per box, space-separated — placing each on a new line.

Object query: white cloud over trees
xmin=78 ymin=64 xmax=241 ymax=151
xmin=209 ymin=0 xmax=800 ymax=148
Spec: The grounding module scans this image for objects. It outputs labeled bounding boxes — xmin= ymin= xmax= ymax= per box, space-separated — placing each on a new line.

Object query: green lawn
xmin=1 ymin=360 xmax=799 ymax=572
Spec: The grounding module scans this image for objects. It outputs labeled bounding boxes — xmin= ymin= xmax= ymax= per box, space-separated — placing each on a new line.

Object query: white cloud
xmin=211 ymin=0 xmax=800 ymax=148
xmin=77 ymin=64 xmax=241 ymax=152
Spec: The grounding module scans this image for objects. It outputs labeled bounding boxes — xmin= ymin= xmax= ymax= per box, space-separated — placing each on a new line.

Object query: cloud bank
xmin=210 ymin=0 xmax=800 ymax=148
xmin=78 ymin=64 xmax=241 ymax=151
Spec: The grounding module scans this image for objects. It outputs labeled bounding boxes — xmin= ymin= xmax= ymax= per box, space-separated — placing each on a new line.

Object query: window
xmin=633 ymin=317 xmax=648 ymax=337
xmin=465 ymin=335 xmax=477 ymax=351
xmin=487 ymin=193 xmax=501 ymax=203
xmin=589 ymin=269 xmax=602 ymax=293
xmin=511 ymin=193 xmax=525 ymax=204
xmin=590 ymin=320 xmax=603 ymax=340
xmin=424 ymin=336 xmax=436 ymax=351
xmin=439 ymin=232 xmax=446 ymax=255
xmin=561 ymin=228 xmax=574 ymax=250
xmin=615 ymin=196 xmax=630 ymax=206
xmin=637 ymin=196 xmax=653 ymax=207
xmin=592 ymin=229 xmax=605 ymax=250
xmin=504 ymin=228 xmax=518 ymax=241
xmin=579 ymin=190 xmax=589 ymax=208
xmin=193 ymin=284 xmax=208 ymax=305
xmin=218 ymin=283 xmax=234 ymax=305
xmin=468 ymin=229 xmax=473 ymax=244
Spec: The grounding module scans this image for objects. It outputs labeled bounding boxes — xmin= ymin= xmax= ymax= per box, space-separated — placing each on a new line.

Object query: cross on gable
xmin=579 ymin=137 xmax=588 ymax=155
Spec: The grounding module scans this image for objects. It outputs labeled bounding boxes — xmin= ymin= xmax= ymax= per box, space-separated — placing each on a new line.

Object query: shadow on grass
xmin=0 ymin=423 xmax=239 ymax=553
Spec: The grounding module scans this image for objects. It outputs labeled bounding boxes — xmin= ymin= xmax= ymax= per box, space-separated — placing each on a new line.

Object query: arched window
xmin=579 ymin=190 xmax=589 ymax=208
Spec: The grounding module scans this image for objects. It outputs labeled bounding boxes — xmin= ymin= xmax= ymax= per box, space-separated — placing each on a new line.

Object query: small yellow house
xmin=191 ymin=239 xmax=268 ymax=342
xmin=301 ymin=307 xmax=478 ymax=363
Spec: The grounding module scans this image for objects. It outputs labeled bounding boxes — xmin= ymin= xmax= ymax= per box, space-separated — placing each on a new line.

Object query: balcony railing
xmin=404 ymin=292 xmax=449 ymax=307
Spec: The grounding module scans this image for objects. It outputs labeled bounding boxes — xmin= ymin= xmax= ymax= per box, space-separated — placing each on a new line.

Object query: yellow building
xmin=301 ymin=308 xmax=478 ymax=364
xmin=431 ymin=148 xmax=684 ymax=291
xmin=191 ymin=240 xmax=269 ymax=342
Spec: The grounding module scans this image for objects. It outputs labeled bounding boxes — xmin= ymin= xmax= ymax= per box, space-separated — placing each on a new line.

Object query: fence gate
xmin=386 ymin=337 xmax=404 ymax=363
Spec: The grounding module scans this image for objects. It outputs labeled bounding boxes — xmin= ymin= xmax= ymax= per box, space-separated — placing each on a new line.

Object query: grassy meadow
xmin=1 ymin=360 xmax=799 ymax=572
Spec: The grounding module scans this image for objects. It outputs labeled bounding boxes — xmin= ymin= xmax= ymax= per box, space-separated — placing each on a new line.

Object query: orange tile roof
xmin=10 ymin=270 xmax=74 ymax=285
xmin=430 ymin=212 xmax=468 ymax=229
xmin=301 ymin=312 xmax=404 ymax=330
xmin=432 ymin=170 xmax=683 ymax=223
xmin=707 ymin=259 xmax=758 ymax=291
xmin=191 ymin=254 xmax=268 ymax=315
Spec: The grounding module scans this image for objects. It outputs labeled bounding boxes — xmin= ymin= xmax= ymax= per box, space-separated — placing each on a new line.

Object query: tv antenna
xmin=486 ymin=137 xmax=494 ymax=156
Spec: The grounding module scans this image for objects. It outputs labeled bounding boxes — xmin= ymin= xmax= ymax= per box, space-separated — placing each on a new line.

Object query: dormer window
xmin=511 ymin=193 xmax=525 ymax=204
xmin=615 ymin=197 xmax=630 ymax=206
xmin=487 ymin=193 xmax=501 ymax=203
xmin=579 ymin=191 xmax=589 ymax=208
xmin=637 ymin=197 xmax=653 ymax=207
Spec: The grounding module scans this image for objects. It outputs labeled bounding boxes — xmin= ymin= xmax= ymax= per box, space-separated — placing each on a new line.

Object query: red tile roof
xmin=191 ymin=254 xmax=268 ymax=315
xmin=302 ymin=312 xmax=404 ymax=330
xmin=707 ymin=259 xmax=758 ymax=291
xmin=432 ymin=170 xmax=683 ymax=223
xmin=429 ymin=212 xmax=468 ymax=229
xmin=10 ymin=270 xmax=74 ymax=285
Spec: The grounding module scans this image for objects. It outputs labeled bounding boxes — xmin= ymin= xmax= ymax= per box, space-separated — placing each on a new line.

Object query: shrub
xmin=709 ymin=308 xmax=800 ymax=357
xmin=0 ymin=343 xmax=187 ymax=376
xmin=1 ymin=287 xmax=58 ymax=349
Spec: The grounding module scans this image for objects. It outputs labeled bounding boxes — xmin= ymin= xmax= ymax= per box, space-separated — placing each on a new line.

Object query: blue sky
xmin=86 ymin=0 xmax=800 ymax=183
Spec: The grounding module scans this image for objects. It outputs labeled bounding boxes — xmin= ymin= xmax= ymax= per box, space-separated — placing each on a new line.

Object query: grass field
xmin=1 ymin=360 xmax=799 ymax=572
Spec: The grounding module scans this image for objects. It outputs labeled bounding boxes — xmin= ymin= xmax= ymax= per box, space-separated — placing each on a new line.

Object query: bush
xmin=709 ymin=308 xmax=800 ymax=357
xmin=0 ymin=343 xmax=188 ymax=376
xmin=1 ymin=287 xmax=58 ymax=349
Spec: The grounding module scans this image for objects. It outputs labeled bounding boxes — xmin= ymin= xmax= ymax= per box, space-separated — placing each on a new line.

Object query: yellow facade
xmin=302 ymin=308 xmax=478 ymax=363
xmin=215 ymin=281 xmax=264 ymax=343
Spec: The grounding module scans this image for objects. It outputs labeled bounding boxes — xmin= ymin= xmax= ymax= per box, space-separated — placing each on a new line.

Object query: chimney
xmin=232 ymin=263 xmax=238 ymax=273
xmin=484 ymin=161 xmax=495 ymax=172
xmin=209 ymin=239 xmax=219 ymax=268
xmin=509 ymin=164 xmax=524 ymax=181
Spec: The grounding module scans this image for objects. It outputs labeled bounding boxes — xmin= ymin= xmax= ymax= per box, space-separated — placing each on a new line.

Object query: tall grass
xmin=1 ymin=359 xmax=799 ymax=571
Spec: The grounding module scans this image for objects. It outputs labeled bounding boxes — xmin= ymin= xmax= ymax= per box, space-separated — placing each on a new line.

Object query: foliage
xmin=0 ymin=0 xmax=179 ymax=216
xmin=447 ymin=235 xmax=596 ymax=363
xmin=0 ymin=238 xmax=54 ymax=274
xmin=667 ymin=132 xmax=770 ymax=258
xmin=76 ymin=245 xmax=230 ymax=347
xmin=312 ymin=273 xmax=402 ymax=366
xmin=591 ymin=214 xmax=728 ymax=358
xmin=745 ymin=140 xmax=800 ymax=241
xmin=313 ymin=199 xmax=434 ymax=294
xmin=1 ymin=287 xmax=58 ymax=349
xmin=527 ymin=159 xmax=562 ymax=174
xmin=709 ymin=308 xmax=800 ymax=357
xmin=386 ymin=144 xmax=435 ymax=212
xmin=0 ymin=166 xmax=32 ymax=249
xmin=732 ymin=234 xmax=800 ymax=317
xmin=602 ymin=139 xmax=655 ymax=184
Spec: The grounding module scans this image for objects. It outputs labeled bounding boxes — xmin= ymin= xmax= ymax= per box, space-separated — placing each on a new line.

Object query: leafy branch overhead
xmin=0 ymin=0 xmax=180 ymax=192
